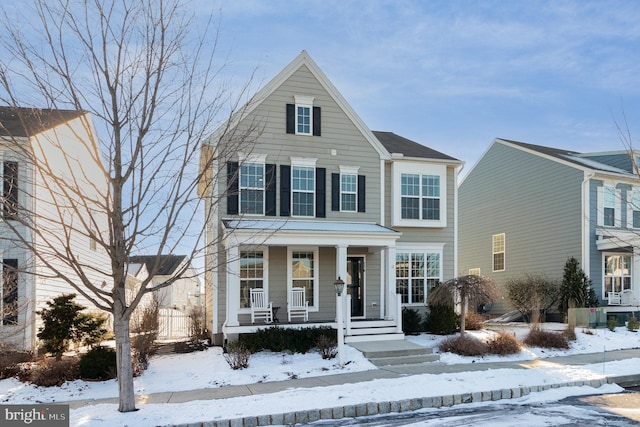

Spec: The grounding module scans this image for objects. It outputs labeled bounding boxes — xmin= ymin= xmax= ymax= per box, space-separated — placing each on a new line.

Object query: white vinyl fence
xmin=158 ymin=308 xmax=189 ymax=339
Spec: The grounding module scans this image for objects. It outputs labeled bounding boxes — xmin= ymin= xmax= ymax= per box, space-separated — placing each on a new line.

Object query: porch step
xmin=349 ymin=339 xmax=440 ymax=366
xmin=345 ymin=333 xmax=405 ymax=343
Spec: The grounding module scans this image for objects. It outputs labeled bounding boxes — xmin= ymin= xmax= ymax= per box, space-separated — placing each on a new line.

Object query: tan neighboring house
xmin=198 ymin=51 xmax=462 ymax=345
xmin=0 ymin=106 xmax=111 ymax=351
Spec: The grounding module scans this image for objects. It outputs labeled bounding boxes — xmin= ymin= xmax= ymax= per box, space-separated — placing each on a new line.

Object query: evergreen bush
xmin=238 ymin=326 xmax=336 ymax=354
xmin=424 ymin=304 xmax=458 ymax=335
xmin=402 ymin=308 xmax=423 ymax=335
xmin=79 ymin=346 xmax=117 ymax=380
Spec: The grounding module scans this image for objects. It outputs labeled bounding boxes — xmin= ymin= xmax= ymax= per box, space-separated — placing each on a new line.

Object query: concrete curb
xmin=171 ymin=378 xmax=609 ymax=427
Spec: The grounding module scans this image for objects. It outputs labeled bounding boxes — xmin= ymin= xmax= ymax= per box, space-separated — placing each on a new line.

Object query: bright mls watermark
xmin=2 ymin=405 xmax=69 ymax=426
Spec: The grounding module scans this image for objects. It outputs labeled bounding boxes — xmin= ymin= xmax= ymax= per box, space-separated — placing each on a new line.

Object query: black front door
xmin=347 ymin=256 xmax=364 ymax=317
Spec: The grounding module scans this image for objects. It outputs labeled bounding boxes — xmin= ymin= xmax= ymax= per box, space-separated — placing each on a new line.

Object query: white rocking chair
xmin=608 ymin=291 xmax=622 ymax=306
xmin=250 ymin=288 xmax=273 ymax=324
xmin=288 ymin=287 xmax=309 ymax=322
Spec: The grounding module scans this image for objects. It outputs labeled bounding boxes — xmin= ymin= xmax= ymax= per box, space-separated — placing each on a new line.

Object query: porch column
xmin=336 ymin=245 xmax=347 ymax=320
xmin=226 ymin=241 xmax=240 ymax=327
xmin=385 ymin=245 xmax=396 ymax=321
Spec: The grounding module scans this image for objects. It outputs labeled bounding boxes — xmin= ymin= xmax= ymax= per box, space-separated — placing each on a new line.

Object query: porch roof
xmin=222 ymin=219 xmax=401 ymax=247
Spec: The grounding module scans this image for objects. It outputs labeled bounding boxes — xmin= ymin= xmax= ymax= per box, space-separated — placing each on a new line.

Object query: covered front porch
xmin=220 ymin=219 xmax=403 ymax=342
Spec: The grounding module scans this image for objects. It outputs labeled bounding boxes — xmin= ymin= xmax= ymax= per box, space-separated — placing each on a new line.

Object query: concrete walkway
xmin=63 ymin=346 xmax=640 ymax=426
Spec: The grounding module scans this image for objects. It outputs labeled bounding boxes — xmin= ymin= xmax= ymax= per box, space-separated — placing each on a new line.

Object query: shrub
xmin=505 ymin=274 xmax=560 ymax=323
xmin=224 ymin=341 xmax=250 ymax=370
xmin=188 ymin=306 xmax=208 ymax=343
xmin=131 ymin=298 xmax=159 ymax=376
xmin=79 ymin=346 xmax=116 ymax=380
xmin=559 ymin=257 xmax=599 ymax=318
xmin=627 ymin=316 xmax=640 ymax=332
xmin=523 ymin=329 xmax=569 ymax=349
xmin=402 ymin=308 xmax=423 ymax=335
xmin=175 ymin=340 xmax=208 ymax=353
xmin=0 ymin=351 xmax=33 ymax=380
xmin=29 ymin=358 xmax=80 ymax=387
xmin=316 ymin=335 xmax=337 ymax=360
xmin=487 ymin=331 xmax=521 ymax=355
xmin=424 ymin=304 xmax=458 ymax=335
xmin=439 ymin=335 xmax=488 ymax=356
xmin=464 ymin=312 xmax=485 ymax=331
xmin=607 ymin=317 xmax=618 ymax=332
xmin=238 ymin=327 xmax=336 ymax=354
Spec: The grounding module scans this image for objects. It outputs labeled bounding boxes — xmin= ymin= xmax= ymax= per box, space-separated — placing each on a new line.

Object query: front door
xmin=347 ymin=256 xmax=365 ymax=317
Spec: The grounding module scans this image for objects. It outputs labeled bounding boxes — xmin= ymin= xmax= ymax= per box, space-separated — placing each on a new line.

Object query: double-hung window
xmin=392 ymin=163 xmax=446 ymax=227
xmin=291 ymin=159 xmax=316 ymax=217
xmin=339 ymin=166 xmax=359 ymax=212
xmin=492 ymin=233 xmax=505 ymax=272
xmin=604 ymin=254 xmax=631 ymax=295
xmin=396 ymin=248 xmax=442 ymax=305
xmin=628 ymin=188 xmax=640 ymax=229
xmin=240 ymin=251 xmax=265 ymax=308
xmin=290 ymin=249 xmax=317 ymax=308
xmin=2 ymin=161 xmax=18 ymax=219
xmin=2 ymin=259 xmax=18 ymax=325
xmin=598 ymin=184 xmax=620 ymax=227
xmin=604 ymin=187 xmax=616 ymax=227
xmin=240 ymin=162 xmax=265 ymax=215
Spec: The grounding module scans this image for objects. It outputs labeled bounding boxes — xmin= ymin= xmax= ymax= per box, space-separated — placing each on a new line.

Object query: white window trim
xmin=238 ymin=154 xmax=267 ymax=216
xmin=396 ymin=243 xmax=444 ymax=306
xmin=597 ymin=183 xmax=621 ymax=227
xmin=339 ymin=165 xmax=359 ymax=213
xmin=391 ymin=161 xmax=447 ymax=227
xmin=294 ymin=95 xmax=315 ymax=136
xmin=287 ymin=247 xmax=319 ymax=312
xmin=238 ymin=249 xmax=269 ymax=314
xmin=627 ymin=187 xmax=640 ymax=229
xmin=290 ymin=157 xmax=317 ymax=218
xmin=492 ymin=233 xmax=505 ymax=272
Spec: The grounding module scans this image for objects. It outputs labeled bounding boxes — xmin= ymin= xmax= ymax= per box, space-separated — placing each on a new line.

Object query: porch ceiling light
xmin=334 ymin=277 xmax=345 ymax=296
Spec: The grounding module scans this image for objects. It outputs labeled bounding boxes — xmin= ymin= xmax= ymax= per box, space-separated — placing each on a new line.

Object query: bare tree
xmin=428 ymin=275 xmax=500 ymax=337
xmin=0 ymin=0 xmax=258 ymax=412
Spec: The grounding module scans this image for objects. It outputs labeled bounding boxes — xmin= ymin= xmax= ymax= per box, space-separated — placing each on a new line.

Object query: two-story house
xmin=1 ymin=106 xmax=111 ymax=351
xmin=198 ymin=51 xmax=462 ymax=345
xmin=459 ymin=138 xmax=640 ymax=316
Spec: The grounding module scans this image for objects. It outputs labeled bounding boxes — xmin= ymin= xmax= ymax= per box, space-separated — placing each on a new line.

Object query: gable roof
xmin=0 ymin=106 xmax=85 ymax=137
xmin=203 ymin=51 xmax=391 ymax=160
xmin=373 ymin=131 xmax=460 ymax=162
xmin=128 ymin=255 xmax=187 ymax=276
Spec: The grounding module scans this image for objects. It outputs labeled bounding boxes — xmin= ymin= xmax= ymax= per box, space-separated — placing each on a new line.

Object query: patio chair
xmin=250 ymin=288 xmax=273 ymax=324
xmin=288 ymin=287 xmax=309 ymax=322
xmin=608 ymin=291 xmax=622 ymax=306
xmin=621 ymin=289 xmax=639 ymax=306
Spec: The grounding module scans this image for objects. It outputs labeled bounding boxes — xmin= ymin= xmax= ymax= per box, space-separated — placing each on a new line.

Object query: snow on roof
xmin=560 ymin=154 xmax=634 ymax=175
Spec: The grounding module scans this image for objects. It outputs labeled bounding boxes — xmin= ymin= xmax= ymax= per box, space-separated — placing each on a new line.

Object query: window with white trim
xmin=240 ymin=251 xmax=265 ymax=308
xmin=392 ymin=162 xmax=446 ymax=227
xmin=604 ymin=254 xmax=631 ymax=296
xmin=603 ymin=186 xmax=616 ymax=227
xmin=597 ymin=184 xmax=621 ymax=227
xmin=396 ymin=250 xmax=441 ymax=305
xmin=240 ymin=162 xmax=265 ymax=215
xmin=628 ymin=189 xmax=640 ymax=229
xmin=291 ymin=158 xmax=316 ymax=217
xmin=295 ymin=95 xmax=314 ymax=135
xmin=492 ymin=234 xmax=505 ymax=272
xmin=290 ymin=249 xmax=317 ymax=308
xmin=339 ymin=165 xmax=359 ymax=212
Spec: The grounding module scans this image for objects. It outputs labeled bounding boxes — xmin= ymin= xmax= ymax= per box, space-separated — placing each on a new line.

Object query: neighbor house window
xmin=392 ymin=163 xmax=446 ymax=227
xmin=290 ymin=250 xmax=317 ymax=307
xmin=469 ymin=268 xmax=481 ymax=276
xmin=396 ymin=250 xmax=441 ymax=305
xmin=292 ymin=165 xmax=315 ymax=217
xmin=2 ymin=161 xmax=18 ymax=219
xmin=604 ymin=254 xmax=631 ymax=296
xmin=240 ymin=162 xmax=265 ymax=215
xmin=492 ymin=234 xmax=505 ymax=272
xmin=603 ymin=187 xmax=616 ymax=227
xmin=628 ymin=189 xmax=640 ymax=229
xmin=240 ymin=251 xmax=264 ymax=308
xmin=2 ymin=259 xmax=18 ymax=325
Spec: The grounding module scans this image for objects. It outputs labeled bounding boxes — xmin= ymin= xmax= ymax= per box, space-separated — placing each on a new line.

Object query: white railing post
xmin=336 ymin=292 xmax=345 ymax=367
xmin=346 ymin=294 xmax=352 ymax=335
xmin=396 ymin=293 xmax=403 ymax=333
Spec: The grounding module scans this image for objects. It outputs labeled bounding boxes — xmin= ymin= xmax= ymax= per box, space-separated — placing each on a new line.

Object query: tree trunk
xmin=459 ymin=296 xmax=467 ymax=337
xmin=113 ymin=299 xmax=136 ymax=412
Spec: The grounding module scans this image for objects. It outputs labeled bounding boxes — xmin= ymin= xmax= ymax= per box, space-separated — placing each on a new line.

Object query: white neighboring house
xmin=127 ymin=255 xmax=203 ymax=339
xmin=0 ymin=106 xmax=112 ymax=352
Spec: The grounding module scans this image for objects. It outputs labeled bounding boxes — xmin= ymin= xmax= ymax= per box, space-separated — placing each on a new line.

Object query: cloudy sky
xmin=208 ymin=0 xmax=640 ymax=173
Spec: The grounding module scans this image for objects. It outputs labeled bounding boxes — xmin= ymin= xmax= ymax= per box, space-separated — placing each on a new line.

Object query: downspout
xmin=582 ymin=171 xmax=595 ymax=276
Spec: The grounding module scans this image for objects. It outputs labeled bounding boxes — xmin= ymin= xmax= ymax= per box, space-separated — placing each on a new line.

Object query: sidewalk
xmin=63 ymin=347 xmax=640 ymax=426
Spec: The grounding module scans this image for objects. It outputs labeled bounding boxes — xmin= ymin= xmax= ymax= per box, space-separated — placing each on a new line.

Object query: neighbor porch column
xmin=385 ymin=245 xmax=396 ymax=321
xmin=226 ymin=241 xmax=240 ymax=327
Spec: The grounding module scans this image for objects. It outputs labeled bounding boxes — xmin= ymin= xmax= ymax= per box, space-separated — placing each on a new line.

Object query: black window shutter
xmin=280 ymin=165 xmax=291 ymax=216
xmin=2 ymin=258 xmax=18 ymax=325
xmin=313 ymin=107 xmax=321 ymax=136
xmin=286 ymin=104 xmax=295 ymax=134
xmin=357 ymin=175 xmax=366 ymax=213
xmin=316 ymin=167 xmax=326 ymax=218
xmin=3 ymin=161 xmax=18 ymax=219
xmin=226 ymin=161 xmax=239 ymax=215
xmin=265 ymin=164 xmax=276 ymax=216
xmin=331 ymin=173 xmax=340 ymax=211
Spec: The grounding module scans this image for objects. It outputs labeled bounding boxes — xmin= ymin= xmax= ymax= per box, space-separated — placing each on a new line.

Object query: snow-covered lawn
xmin=2 ymin=324 xmax=640 ymax=426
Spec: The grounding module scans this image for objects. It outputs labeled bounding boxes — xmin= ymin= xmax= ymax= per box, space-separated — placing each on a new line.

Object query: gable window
xmin=289 ymin=249 xmax=317 ymax=308
xmin=2 ymin=161 xmax=18 ymax=219
xmin=492 ymin=233 xmax=505 ymax=272
xmin=240 ymin=162 xmax=265 ymax=215
xmin=396 ymin=248 xmax=442 ymax=305
xmin=2 ymin=259 xmax=18 ymax=325
xmin=392 ymin=163 xmax=446 ymax=227
xmin=604 ymin=254 xmax=631 ymax=296
xmin=286 ymin=96 xmax=321 ymax=136
xmin=240 ymin=251 xmax=265 ymax=308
